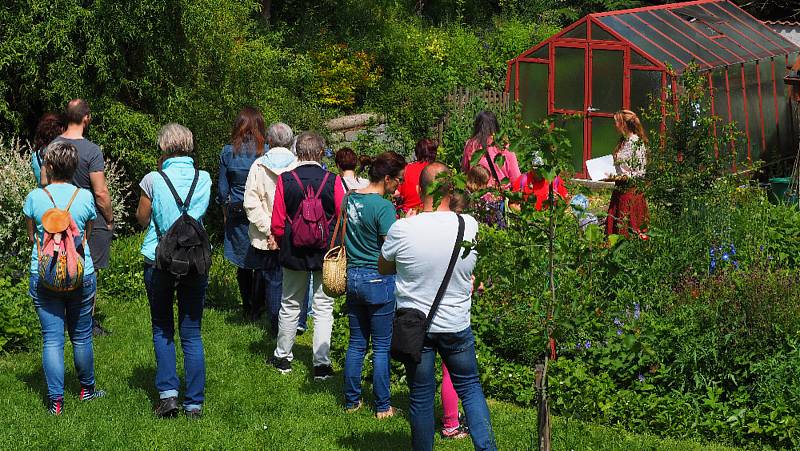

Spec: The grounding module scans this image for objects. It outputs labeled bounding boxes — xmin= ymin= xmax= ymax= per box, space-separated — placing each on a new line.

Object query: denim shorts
xmin=346 ymin=267 xmax=395 ymax=306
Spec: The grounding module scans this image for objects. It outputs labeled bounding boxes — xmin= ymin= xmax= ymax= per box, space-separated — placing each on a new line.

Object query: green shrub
xmin=0 ymin=276 xmax=37 ymax=353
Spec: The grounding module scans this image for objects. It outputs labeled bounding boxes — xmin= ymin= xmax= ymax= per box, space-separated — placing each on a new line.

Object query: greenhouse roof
xmin=592 ymin=0 xmax=798 ymax=71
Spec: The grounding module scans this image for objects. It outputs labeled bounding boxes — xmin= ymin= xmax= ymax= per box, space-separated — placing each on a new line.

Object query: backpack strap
xmin=314 ymin=172 xmax=331 ymax=199
xmin=65 ymin=188 xmax=81 ymax=211
xmin=289 ymin=170 xmax=305 ymax=195
xmin=484 ymin=149 xmax=502 ymax=186
xmin=289 ymin=170 xmax=330 ymax=199
xmin=41 ymin=188 xmax=58 ymax=208
xmin=158 ymin=169 xmax=199 ymax=213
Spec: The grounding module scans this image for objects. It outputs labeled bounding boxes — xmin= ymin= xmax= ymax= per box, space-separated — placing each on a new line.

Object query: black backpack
xmin=154 ymin=169 xmax=212 ymax=276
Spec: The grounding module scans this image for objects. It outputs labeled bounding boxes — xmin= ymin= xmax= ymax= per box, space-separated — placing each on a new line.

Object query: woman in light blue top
xmin=24 ymin=141 xmax=103 ymax=415
xmin=30 ymin=113 xmax=65 ymax=187
xmin=136 ymin=123 xmax=211 ymax=419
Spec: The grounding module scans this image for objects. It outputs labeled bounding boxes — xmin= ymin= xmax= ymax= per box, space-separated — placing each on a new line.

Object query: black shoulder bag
xmin=390 ymin=214 xmax=465 ymax=365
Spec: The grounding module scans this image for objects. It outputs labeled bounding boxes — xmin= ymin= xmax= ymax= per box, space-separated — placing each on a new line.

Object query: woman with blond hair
xmin=606 ymin=109 xmax=649 ymax=237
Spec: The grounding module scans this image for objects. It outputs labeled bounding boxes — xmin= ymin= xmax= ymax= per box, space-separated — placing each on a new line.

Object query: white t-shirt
xmin=381 ymin=212 xmax=478 ymax=333
xmin=341 ymin=175 xmax=369 ymax=191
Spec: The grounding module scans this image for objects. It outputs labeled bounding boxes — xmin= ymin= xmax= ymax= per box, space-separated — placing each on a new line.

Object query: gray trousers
xmin=273 ymin=269 xmax=334 ymax=366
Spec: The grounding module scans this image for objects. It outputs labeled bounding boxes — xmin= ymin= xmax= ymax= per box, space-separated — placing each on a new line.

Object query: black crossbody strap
xmin=158 ymin=169 xmax=199 ymax=213
xmin=484 ymin=150 xmax=502 ymax=186
xmin=424 ymin=214 xmax=465 ymax=332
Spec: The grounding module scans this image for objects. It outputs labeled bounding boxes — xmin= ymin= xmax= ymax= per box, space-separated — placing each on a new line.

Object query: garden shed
xmin=506 ymin=0 xmax=800 ymax=177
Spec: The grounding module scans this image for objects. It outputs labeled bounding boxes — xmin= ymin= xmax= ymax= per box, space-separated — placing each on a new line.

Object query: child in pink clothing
xmin=441 ymin=364 xmax=469 ymax=438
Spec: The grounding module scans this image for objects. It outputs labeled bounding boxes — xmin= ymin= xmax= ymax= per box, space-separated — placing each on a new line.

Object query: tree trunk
xmin=261 ymin=0 xmax=271 ymax=24
xmin=536 ymin=360 xmax=551 ymax=451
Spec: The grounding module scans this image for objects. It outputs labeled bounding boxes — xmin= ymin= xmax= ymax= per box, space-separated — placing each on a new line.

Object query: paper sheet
xmin=586 ymin=155 xmax=617 ymax=181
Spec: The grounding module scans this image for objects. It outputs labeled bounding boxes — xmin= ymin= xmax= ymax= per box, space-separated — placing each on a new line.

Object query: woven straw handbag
xmin=322 ymin=196 xmax=348 ymax=297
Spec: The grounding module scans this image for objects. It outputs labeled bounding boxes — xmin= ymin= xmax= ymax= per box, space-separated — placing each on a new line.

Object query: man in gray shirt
xmin=45 ymin=99 xmax=114 ymax=335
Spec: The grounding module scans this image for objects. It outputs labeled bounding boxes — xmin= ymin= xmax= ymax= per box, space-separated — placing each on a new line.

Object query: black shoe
xmin=154 ymin=397 xmax=179 ymax=418
xmin=268 ymin=356 xmax=292 ymax=374
xmin=313 ymin=365 xmax=334 ymax=381
xmin=48 ymin=397 xmax=63 ymax=416
xmin=92 ymin=322 xmax=111 ymax=337
xmin=79 ymin=386 xmax=106 ymax=401
xmin=185 ymin=408 xmax=202 ymax=419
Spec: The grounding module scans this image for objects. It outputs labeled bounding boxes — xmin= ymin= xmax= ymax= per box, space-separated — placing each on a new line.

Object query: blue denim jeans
xmin=30 ymin=273 xmax=97 ymax=401
xmin=405 ymin=327 xmax=496 ymax=451
xmin=343 ymin=267 xmax=395 ymax=412
xmin=143 ymin=265 xmax=208 ymax=411
xmin=298 ymin=274 xmax=314 ymax=331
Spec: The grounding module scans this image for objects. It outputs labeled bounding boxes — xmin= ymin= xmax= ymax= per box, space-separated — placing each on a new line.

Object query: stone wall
xmin=324 ymin=113 xmax=389 ymax=147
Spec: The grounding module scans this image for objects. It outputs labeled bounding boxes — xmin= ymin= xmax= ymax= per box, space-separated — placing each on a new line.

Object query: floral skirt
xmin=606 ymin=187 xmax=649 ymax=237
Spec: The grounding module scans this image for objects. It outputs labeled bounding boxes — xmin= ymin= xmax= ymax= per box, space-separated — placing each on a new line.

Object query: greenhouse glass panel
xmin=591 ymin=49 xmax=624 ymax=113
xmin=530 ymin=45 xmax=549 ymax=60
xmin=558 ymin=117 xmax=585 ymax=173
xmin=706 ymin=3 xmax=785 ymax=55
xmin=777 ymin=54 xmax=796 ymax=157
xmin=591 ymin=116 xmax=618 ymax=159
xmin=563 ymin=22 xmax=587 ymax=40
xmin=590 ymin=24 xmax=616 ymax=42
xmin=682 ymin=5 xmax=765 ymax=58
xmin=630 ymin=70 xmax=662 ymax=133
xmin=710 ymin=69 xmax=730 ymax=128
xmin=744 ymin=62 xmax=763 ymax=160
xmin=759 ymin=59 xmax=778 ymax=160
xmin=554 ymin=46 xmax=585 ymax=112
xmin=726 ymin=65 xmax=749 ymax=162
xmin=614 ymin=15 xmax=694 ymax=65
xmin=630 ymin=51 xmax=653 ymax=67
xmin=643 ymin=11 xmax=722 ymax=67
xmin=518 ymin=62 xmax=548 ymax=124
xmin=599 ymin=16 xmax=684 ymax=69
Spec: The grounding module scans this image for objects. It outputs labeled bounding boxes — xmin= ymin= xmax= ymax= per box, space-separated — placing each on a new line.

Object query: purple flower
xmin=576 ymin=342 xmax=582 ymax=350
xmin=722 ymin=253 xmax=730 ymax=262
xmin=729 ymin=244 xmax=736 ymax=255
xmin=633 ymin=303 xmax=641 ymax=320
xmin=584 ymin=340 xmax=591 ymax=349
xmin=613 ymin=317 xmax=623 ymax=327
xmin=637 ymin=373 xmax=645 ymax=382
xmin=617 ymin=328 xmax=623 ymax=336
xmin=733 ymin=260 xmax=739 ymax=269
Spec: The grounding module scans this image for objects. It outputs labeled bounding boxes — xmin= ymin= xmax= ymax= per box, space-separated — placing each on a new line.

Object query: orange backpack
xmin=36 ymin=188 xmax=86 ymax=292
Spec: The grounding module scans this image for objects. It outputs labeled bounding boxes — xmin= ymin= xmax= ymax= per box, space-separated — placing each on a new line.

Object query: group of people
xmin=23 ymin=99 xmax=648 ymax=451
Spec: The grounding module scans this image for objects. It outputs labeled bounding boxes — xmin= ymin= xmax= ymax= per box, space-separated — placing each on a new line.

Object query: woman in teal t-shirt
xmin=24 ymin=141 xmax=103 ymax=415
xmin=343 ymin=151 xmax=406 ymax=418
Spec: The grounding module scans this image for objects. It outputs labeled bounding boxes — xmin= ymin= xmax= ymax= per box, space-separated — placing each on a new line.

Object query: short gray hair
xmin=158 ymin=123 xmax=194 ymax=156
xmin=294 ymin=131 xmax=325 ymax=162
xmin=267 ymin=122 xmax=294 ymax=148
xmin=43 ymin=141 xmax=78 ymax=182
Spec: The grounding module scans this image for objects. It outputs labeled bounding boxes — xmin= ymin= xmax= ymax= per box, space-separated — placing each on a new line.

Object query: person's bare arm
xmin=84 ymin=221 xmax=93 ymax=241
xmin=378 ymin=254 xmax=396 ymax=275
xmin=136 ymin=190 xmax=152 ymax=229
xmin=26 ymin=217 xmax=35 ymax=244
xmin=89 ymin=171 xmax=113 ymax=228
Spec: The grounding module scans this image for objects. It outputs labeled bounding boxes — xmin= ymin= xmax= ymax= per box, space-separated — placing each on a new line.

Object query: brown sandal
xmin=376 ymin=406 xmax=400 ymax=419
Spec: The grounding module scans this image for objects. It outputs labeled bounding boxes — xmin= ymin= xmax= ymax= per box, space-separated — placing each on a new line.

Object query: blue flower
xmin=576 ymin=342 xmax=582 ymax=350
xmin=322 ymin=163 xmax=328 ymax=171
xmin=613 ymin=317 xmax=623 ymax=327
xmin=729 ymin=244 xmax=736 ymax=255
xmin=617 ymin=328 xmax=623 ymax=336
xmin=733 ymin=260 xmax=739 ymax=269
xmin=584 ymin=340 xmax=591 ymax=349
xmin=637 ymin=373 xmax=645 ymax=382
xmin=721 ymin=253 xmax=730 ymax=262
xmin=709 ymin=247 xmax=715 ymax=257
xmin=633 ymin=303 xmax=641 ymax=320
xmin=324 ymin=147 xmax=334 ymax=158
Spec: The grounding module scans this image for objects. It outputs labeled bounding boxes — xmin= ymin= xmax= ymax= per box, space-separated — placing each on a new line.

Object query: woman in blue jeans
xmin=343 ymin=151 xmax=406 ymax=418
xmin=136 ymin=123 xmax=212 ymax=418
xmin=24 ymin=141 xmax=105 ymax=415
xmin=218 ymin=107 xmax=269 ymax=320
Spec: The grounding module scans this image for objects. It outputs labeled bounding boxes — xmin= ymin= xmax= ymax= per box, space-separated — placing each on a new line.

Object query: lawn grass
xmin=0 ymin=237 xmax=737 ymax=450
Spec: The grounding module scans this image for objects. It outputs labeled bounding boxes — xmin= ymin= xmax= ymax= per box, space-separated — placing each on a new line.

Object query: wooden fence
xmin=432 ymin=87 xmax=510 ymax=143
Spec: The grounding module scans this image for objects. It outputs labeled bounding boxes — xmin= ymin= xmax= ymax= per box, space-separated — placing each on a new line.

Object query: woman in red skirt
xmin=606 ymin=110 xmax=649 ymax=238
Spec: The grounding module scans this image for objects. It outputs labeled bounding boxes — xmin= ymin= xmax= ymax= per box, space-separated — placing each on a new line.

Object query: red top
xmin=512 ymin=172 xmax=568 ymax=211
xmin=397 ymin=161 xmax=429 ymax=212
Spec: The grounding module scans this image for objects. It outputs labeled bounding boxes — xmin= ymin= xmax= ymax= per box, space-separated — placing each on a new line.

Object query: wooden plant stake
xmin=535 ymin=357 xmax=551 ymax=451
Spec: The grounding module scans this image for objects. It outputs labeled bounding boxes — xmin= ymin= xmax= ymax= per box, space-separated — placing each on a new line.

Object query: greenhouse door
xmin=587 ymin=43 xmax=627 ymax=167
xmin=552 ymin=42 xmax=627 ymax=177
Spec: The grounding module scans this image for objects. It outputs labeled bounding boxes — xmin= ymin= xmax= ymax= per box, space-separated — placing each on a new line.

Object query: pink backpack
xmin=289 ymin=171 xmax=331 ymax=249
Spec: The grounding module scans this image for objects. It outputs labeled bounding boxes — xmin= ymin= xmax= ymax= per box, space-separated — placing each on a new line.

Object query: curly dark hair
xmin=33 ymin=113 xmax=65 ymax=152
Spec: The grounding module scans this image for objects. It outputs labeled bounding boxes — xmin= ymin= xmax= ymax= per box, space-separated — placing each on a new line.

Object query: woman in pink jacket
xmin=461 ymin=111 xmax=521 ymax=187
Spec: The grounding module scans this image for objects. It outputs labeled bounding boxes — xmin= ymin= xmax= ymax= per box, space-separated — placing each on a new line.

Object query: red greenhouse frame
xmin=506 ymin=0 xmax=800 ymax=178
